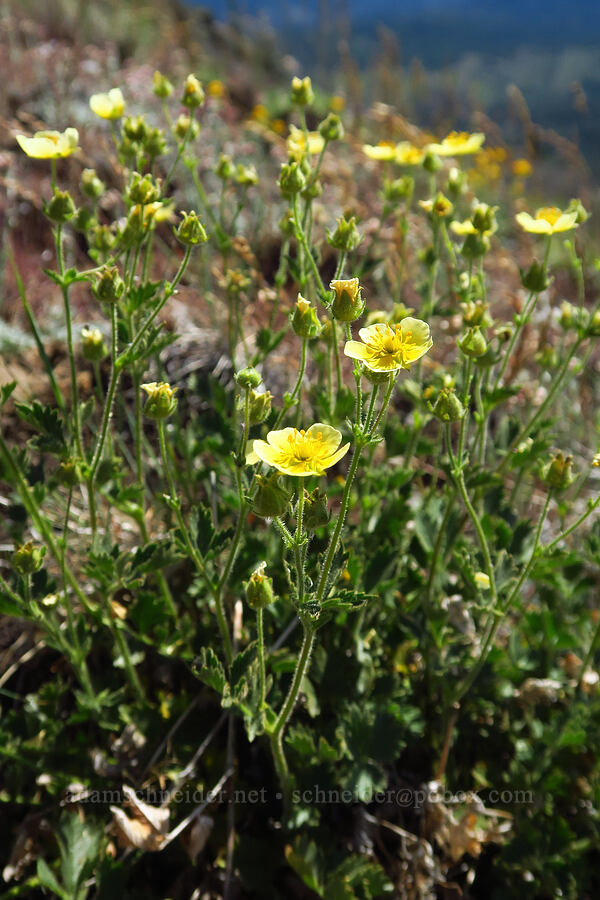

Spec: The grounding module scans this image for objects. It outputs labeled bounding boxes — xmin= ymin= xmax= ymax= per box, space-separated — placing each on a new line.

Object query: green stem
xmin=54 ymin=225 xmax=83 ymax=457
xmin=546 ymin=496 xmax=600 ymax=552
xmin=445 ymin=424 xmax=498 ymax=614
xmin=257 ymin=607 xmax=266 ymax=718
xmin=454 ymin=491 xmax=551 ymax=706
xmin=158 ymin=420 xmax=232 ymax=661
xmin=497 ymin=336 xmax=583 ymax=474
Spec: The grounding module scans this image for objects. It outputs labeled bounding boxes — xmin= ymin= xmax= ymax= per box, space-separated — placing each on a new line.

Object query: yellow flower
xmin=394 ymin=142 xmax=425 ymax=165
xmin=474 ymin=572 xmax=490 ymax=589
xmin=362 ymin=141 xmax=396 ymax=161
xmin=592 ymin=453 xmax=600 ymax=468
xmin=16 ymin=127 xmax=79 ymax=159
xmin=330 ymin=95 xmax=345 ymax=112
xmin=287 ymin=124 xmax=325 ymax=160
xmin=427 ymin=131 xmax=485 ymax=156
xmin=512 ymin=158 xmax=532 ymax=177
xmin=451 ymin=219 xmax=478 ymax=236
xmin=89 ymin=88 xmax=125 ymax=120
xmin=207 ymin=79 xmax=225 ymax=98
xmin=515 ymin=207 xmax=578 ymax=235
xmin=247 ymin=425 xmax=350 ymax=477
xmin=344 ymin=318 xmax=433 ymax=372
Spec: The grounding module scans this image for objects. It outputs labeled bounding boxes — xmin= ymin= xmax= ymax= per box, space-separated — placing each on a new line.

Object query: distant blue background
xmin=187 ymin=0 xmax=600 ymax=172
xmin=189 ymin=0 xmax=600 ymax=68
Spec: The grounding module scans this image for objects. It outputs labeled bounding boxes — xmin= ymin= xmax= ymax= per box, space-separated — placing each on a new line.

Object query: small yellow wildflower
xmin=250 ymin=104 xmax=269 ymax=123
xmin=512 ymin=158 xmax=532 ymax=177
xmin=344 ymin=318 xmax=433 ymax=373
xmin=247 ymin=425 xmax=350 ymax=477
xmin=427 ymin=131 xmax=485 ymax=156
xmin=16 ymin=127 xmax=79 ymax=159
xmin=419 ymin=194 xmax=454 ymax=217
xmin=207 ymin=79 xmax=225 ymax=98
xmin=592 ymin=453 xmax=600 ymax=468
xmin=362 ymin=142 xmax=396 ymax=161
xmin=395 ymin=142 xmax=425 ymax=165
xmin=515 ymin=207 xmax=579 ymax=235
xmin=287 ymin=124 xmax=325 ymax=160
xmin=330 ymin=95 xmax=345 ymax=112
xmin=271 ymin=118 xmax=287 ymax=135
xmin=474 ymin=572 xmax=491 ymax=589
xmin=89 ymin=88 xmax=125 ymax=120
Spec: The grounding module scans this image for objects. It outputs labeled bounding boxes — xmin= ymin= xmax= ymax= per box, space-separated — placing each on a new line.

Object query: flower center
xmin=537 ymin=207 xmax=561 ymax=225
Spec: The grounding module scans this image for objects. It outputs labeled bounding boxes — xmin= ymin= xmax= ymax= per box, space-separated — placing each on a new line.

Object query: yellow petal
xmin=250 ymin=439 xmax=281 ymax=468
xmin=515 ymin=212 xmax=551 ymax=234
xmin=551 ymin=212 xmax=578 ymax=233
xmin=401 ymin=317 xmax=432 ymax=345
xmin=450 ymin=220 xmax=477 ymax=235
xmin=245 ymin=440 xmax=259 ymax=465
xmin=357 ymin=323 xmax=386 ymax=344
xmin=343 ymin=340 xmax=370 ymax=361
xmin=305 ymin=423 xmax=342 ymax=454
xmin=323 ymin=442 xmax=350 ymax=468
xmin=362 ymin=142 xmax=396 ymax=161
xmin=265 ymin=427 xmax=297 ymax=451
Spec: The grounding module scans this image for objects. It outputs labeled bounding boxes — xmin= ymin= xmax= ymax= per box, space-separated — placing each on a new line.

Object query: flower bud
xmin=81 ymin=326 xmax=108 ymax=361
xmin=91 ymin=224 xmax=116 ymax=254
xmin=586 ymin=310 xmax=600 ymax=337
xmin=143 ymin=127 xmax=168 ymax=159
xmin=447 ymin=166 xmax=465 ymax=196
xmin=542 ymin=451 xmax=575 ymax=491
xmin=72 ymin=207 xmax=97 ymax=233
xmin=235 ymin=367 xmax=262 ymax=389
xmin=383 ymin=175 xmax=414 ymax=205
xmin=558 ymin=301 xmax=575 ymax=330
xmin=175 ymin=210 xmax=208 ymax=246
xmin=252 ymin=474 xmax=292 ymax=518
xmin=127 ymin=172 xmax=161 ymax=205
xmin=122 ymin=115 xmax=149 ymax=143
xmin=327 ymin=214 xmax=361 ymax=252
xmin=236 ymin=163 xmax=259 ymax=186
xmin=460 ymin=233 xmax=490 ymax=259
xmin=174 ymin=114 xmax=200 ymax=141
xmin=291 ymin=75 xmax=314 ymax=107
xmin=520 ymin=259 xmax=550 ymax=293
xmin=44 ymin=189 xmax=76 ymax=223
xmin=81 ymin=168 xmax=105 ymax=200
xmin=56 ymin=458 xmax=81 ymax=487
xmin=330 ymin=277 xmax=365 ymax=322
xmin=422 ymin=151 xmax=442 ymax=173
xmin=458 ymin=326 xmax=487 ymax=358
xmin=245 ymin=563 xmax=276 ymax=609
xmin=12 ymin=541 xmax=46 ymax=576
xmin=291 ymin=294 xmax=322 ymax=338
xmin=246 ymin=389 xmax=272 ymax=425
xmin=278 ymin=162 xmax=306 ymax=198
xmin=472 ymin=202 xmax=497 ymax=234
xmin=461 ymin=299 xmax=492 ymax=328
xmin=566 ymin=197 xmax=589 ymax=225
xmin=93 ymin=266 xmax=125 ymax=304
xmin=141 ymin=381 xmax=178 ymax=419
xmin=431 ymin=387 xmax=465 ymax=422
xmin=221 ymin=269 xmax=251 ymax=294
xmin=279 ymin=209 xmax=295 ymax=237
xmin=215 ymin=153 xmax=234 ymax=180
xmin=318 ymin=112 xmax=344 ymax=142
xmin=181 ymin=74 xmax=205 ymax=109
xmin=303 ymin=488 xmax=330 ymax=530
xmin=153 ymin=70 xmax=173 ymax=98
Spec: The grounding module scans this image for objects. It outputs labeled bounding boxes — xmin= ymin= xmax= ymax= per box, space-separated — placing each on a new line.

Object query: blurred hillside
xmin=191 ymin=0 xmax=600 ymax=176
